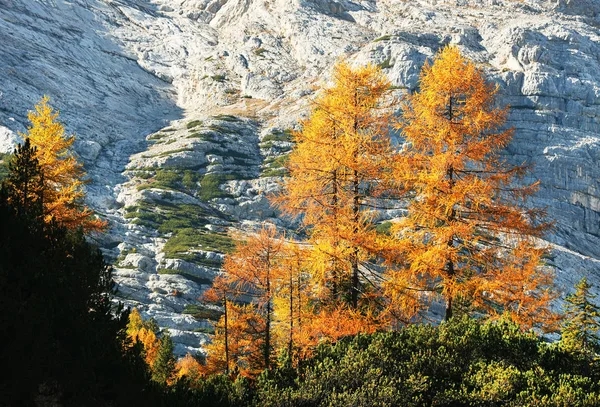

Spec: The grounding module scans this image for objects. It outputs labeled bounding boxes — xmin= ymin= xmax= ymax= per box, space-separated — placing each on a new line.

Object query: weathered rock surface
xmin=1 ymin=0 xmax=599 ymax=355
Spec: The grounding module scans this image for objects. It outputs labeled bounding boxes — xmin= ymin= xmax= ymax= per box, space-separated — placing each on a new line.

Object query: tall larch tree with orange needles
xmin=389 ymin=46 xmax=556 ymax=330
xmin=276 ymin=62 xmax=396 ymax=309
xmin=20 ymin=96 xmax=105 ymax=232
xmin=272 ymin=241 xmax=310 ymax=360
xmin=202 ymin=302 xmax=266 ymax=378
xmin=203 ymin=225 xmax=285 ymax=375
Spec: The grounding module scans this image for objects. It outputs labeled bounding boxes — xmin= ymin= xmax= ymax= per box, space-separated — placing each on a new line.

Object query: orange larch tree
xmin=20 ymin=96 xmax=105 ymax=232
xmin=389 ymin=46 xmax=556 ymax=330
xmin=272 ymin=241 xmax=310 ymax=360
xmin=295 ymin=304 xmax=382 ymax=359
xmin=276 ymin=61 xmax=396 ymax=309
xmin=201 ymin=302 xmax=266 ymax=379
xmin=202 ymin=224 xmax=286 ymax=376
xmin=126 ymin=308 xmax=161 ymax=369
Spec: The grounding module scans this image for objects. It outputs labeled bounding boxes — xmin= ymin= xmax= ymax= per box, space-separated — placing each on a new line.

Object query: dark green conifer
xmin=152 ymin=333 xmax=176 ymax=385
xmin=4 ymin=138 xmax=44 ymax=220
xmin=562 ymin=277 xmax=600 ymax=355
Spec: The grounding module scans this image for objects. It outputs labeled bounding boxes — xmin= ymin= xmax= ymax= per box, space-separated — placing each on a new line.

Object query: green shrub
xmin=375 ymin=221 xmax=393 ymax=236
xmin=187 ymin=132 xmax=216 ymax=142
xmin=183 ymin=304 xmax=223 ymax=321
xmin=378 ymin=57 xmax=393 ymax=69
xmin=262 ymin=129 xmax=293 ymax=143
xmin=212 ymin=114 xmax=240 ymax=122
xmin=253 ymin=48 xmax=267 ymax=56
xmin=255 ymin=317 xmax=600 ymax=407
xmin=260 ymin=154 xmax=290 ymax=178
xmin=157 ymin=268 xmax=212 ymax=285
xmin=163 ymin=229 xmax=234 ymax=261
xmin=199 ymin=173 xmax=237 ymax=201
xmin=373 ymin=34 xmax=392 ymax=42
xmin=187 ymin=120 xmax=204 ymax=129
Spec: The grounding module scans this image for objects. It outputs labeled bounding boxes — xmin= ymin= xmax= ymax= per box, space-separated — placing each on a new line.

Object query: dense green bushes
xmin=253 ymin=317 xmax=600 ymax=407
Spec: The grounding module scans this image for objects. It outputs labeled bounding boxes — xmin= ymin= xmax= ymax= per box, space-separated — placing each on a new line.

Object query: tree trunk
xmin=288 ymin=266 xmax=294 ymax=356
xmin=351 ymin=169 xmax=360 ymax=309
xmin=265 ymin=251 xmax=271 ymax=370
xmin=223 ymin=297 xmax=229 ymax=375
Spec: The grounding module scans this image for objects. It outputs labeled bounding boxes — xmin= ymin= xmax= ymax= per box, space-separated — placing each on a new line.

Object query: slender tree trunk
xmin=288 ymin=266 xmax=294 ymax=356
xmin=350 ymin=103 xmax=360 ymax=309
xmin=296 ymin=258 xmax=302 ymax=335
xmin=331 ymin=121 xmax=339 ymax=301
xmin=444 ymin=95 xmax=456 ymax=322
xmin=331 ymin=167 xmax=339 ymax=300
xmin=265 ymin=251 xmax=271 ymax=370
xmin=351 ymin=169 xmax=360 ymax=309
xmin=223 ymin=297 xmax=229 ymax=375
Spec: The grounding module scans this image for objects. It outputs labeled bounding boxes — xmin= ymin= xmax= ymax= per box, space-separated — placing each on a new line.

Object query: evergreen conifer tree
xmin=4 ymin=138 xmax=44 ymax=220
xmin=562 ymin=277 xmax=600 ymax=355
xmin=152 ymin=333 xmax=176 ymax=385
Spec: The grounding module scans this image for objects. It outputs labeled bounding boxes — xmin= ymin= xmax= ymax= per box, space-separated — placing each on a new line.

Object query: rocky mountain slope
xmin=1 ymin=0 xmax=599 ymax=355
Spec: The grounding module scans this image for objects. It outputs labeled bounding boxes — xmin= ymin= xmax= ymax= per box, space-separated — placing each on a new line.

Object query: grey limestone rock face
xmin=1 ymin=0 xmax=599 ymax=355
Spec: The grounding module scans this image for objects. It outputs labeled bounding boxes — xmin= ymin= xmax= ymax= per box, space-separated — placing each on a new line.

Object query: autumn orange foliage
xmin=190 ymin=51 xmax=559 ymax=381
xmin=295 ymin=304 xmax=381 ymax=359
xmin=201 ymin=302 xmax=266 ymax=378
xmin=202 ymin=225 xmax=286 ymax=376
xmin=126 ymin=308 xmax=161 ymax=368
xmin=175 ymin=353 xmax=203 ymax=383
xmin=388 ymin=46 xmax=557 ymax=330
xmin=20 ymin=96 xmax=105 ymax=232
xmin=276 ymin=61 xmax=396 ymax=309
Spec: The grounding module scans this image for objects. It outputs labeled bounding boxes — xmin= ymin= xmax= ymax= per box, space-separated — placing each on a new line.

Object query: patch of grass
xmin=126 ymin=201 xmax=211 ymax=233
xmin=262 ymin=129 xmax=294 ymax=143
xmin=154 ymin=169 xmax=182 ymax=189
xmin=373 ymin=34 xmax=392 ymax=42
xmin=375 ymin=221 xmax=393 ymax=236
xmin=136 ymin=169 xmax=184 ymax=191
xmin=260 ymin=168 xmax=287 ymax=178
xmin=212 ymin=114 xmax=239 ymax=122
xmin=132 ymin=170 xmax=153 ymax=179
xmin=183 ymin=304 xmax=223 ymax=321
xmin=378 ymin=57 xmax=393 ymax=69
xmin=182 ymin=170 xmax=201 ymax=191
xmin=208 ymin=124 xmax=234 ymax=134
xmin=261 ymin=154 xmax=290 ymax=178
xmin=187 ymin=120 xmax=203 ymax=129
xmin=157 ymin=148 xmax=194 ymax=158
xmin=260 ymin=141 xmax=275 ymax=149
xmin=162 ymin=127 xmax=176 ymax=132
xmin=147 ymin=133 xmax=166 ymax=141
xmin=187 ymin=132 xmax=215 ymax=142
xmin=211 ymin=74 xmax=226 ymax=82
xmin=242 ymin=95 xmax=253 ymax=99
xmin=157 ymin=268 xmax=212 ymax=285
xmin=259 ymin=141 xmax=292 ymax=154
xmin=253 ymin=47 xmax=267 ymax=56
xmin=224 ymin=88 xmax=239 ymax=95
xmin=164 ymin=229 xmax=235 ymax=258
xmin=199 ymin=173 xmax=237 ymax=201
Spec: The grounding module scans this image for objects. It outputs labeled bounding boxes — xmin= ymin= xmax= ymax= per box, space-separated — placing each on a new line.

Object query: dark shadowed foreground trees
xmin=0 ymin=141 xmax=152 ymax=405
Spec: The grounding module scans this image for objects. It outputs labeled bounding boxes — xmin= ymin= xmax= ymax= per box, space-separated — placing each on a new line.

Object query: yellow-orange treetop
xmin=276 ymin=61 xmax=396 ymax=309
xmin=20 ymin=96 xmax=105 ymax=232
xmin=388 ymin=46 xmax=557 ymax=330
